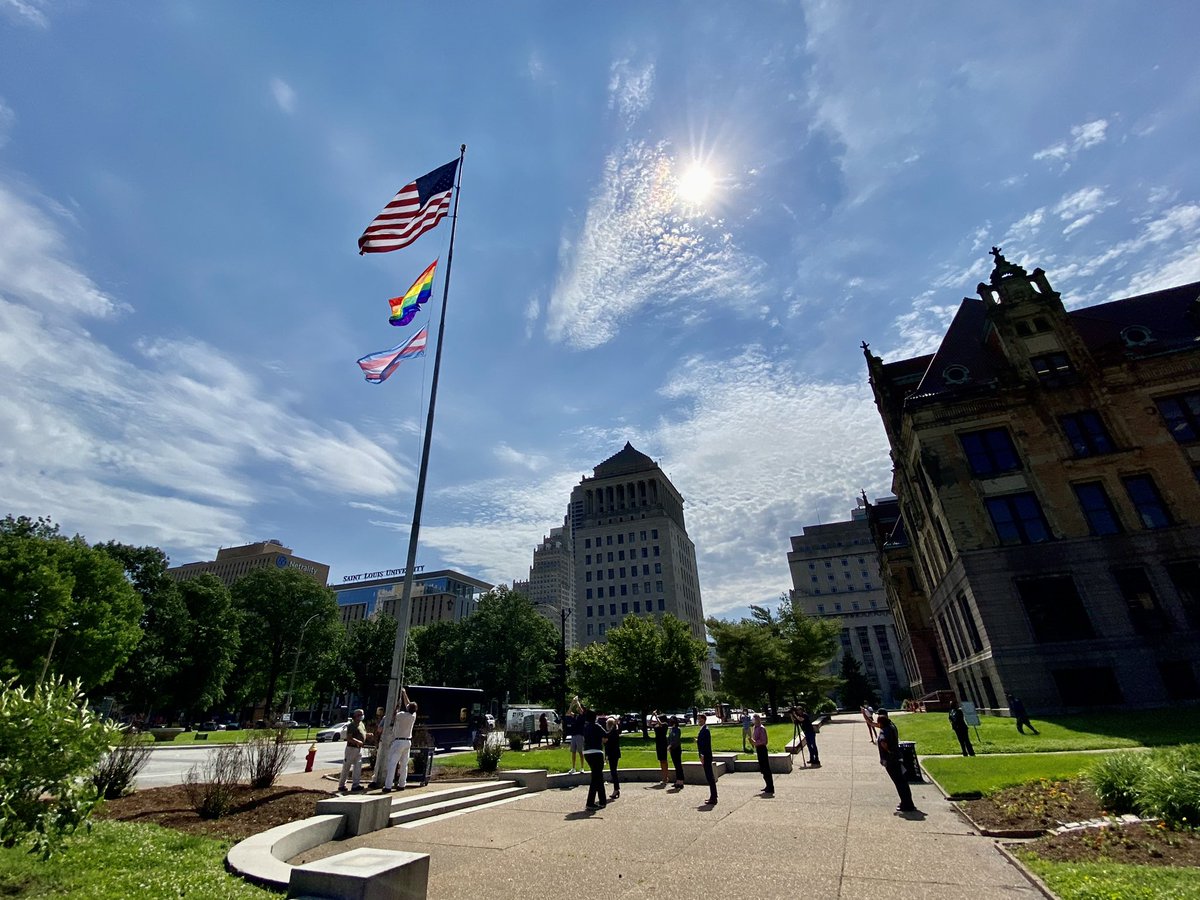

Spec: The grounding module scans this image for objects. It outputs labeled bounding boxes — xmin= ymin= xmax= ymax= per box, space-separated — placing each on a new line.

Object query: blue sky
xmin=2 ymin=2 xmax=1199 ymax=619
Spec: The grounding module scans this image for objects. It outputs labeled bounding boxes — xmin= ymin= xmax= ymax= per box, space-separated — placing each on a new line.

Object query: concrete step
xmin=388 ymin=783 xmax=528 ymax=826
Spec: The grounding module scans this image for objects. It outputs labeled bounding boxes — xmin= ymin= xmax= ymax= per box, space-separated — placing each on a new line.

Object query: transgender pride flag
xmin=356 ymin=327 xmax=428 ymax=384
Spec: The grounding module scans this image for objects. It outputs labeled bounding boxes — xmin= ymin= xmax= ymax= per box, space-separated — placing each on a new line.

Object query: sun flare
xmin=676 ymin=164 xmax=716 ymax=206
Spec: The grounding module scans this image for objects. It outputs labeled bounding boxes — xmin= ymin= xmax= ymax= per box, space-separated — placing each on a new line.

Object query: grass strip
xmin=1016 ymin=854 xmax=1200 ymax=900
xmin=0 ymin=819 xmax=273 ymax=899
xmin=922 ymin=751 xmax=1113 ymax=797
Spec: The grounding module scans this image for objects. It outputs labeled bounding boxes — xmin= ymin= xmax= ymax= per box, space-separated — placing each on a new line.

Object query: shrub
xmin=813 ymin=698 xmax=838 ymax=716
xmin=92 ymin=727 xmax=153 ymax=800
xmin=182 ymin=743 xmax=244 ymax=819
xmin=1086 ymin=751 xmax=1151 ymax=815
xmin=245 ymin=728 xmax=295 ymax=789
xmin=1137 ymin=746 xmax=1200 ymax=830
xmin=476 ymin=739 xmax=504 ymax=773
xmin=0 ymin=676 xmax=119 ymax=858
xmin=509 ymin=735 xmax=524 ymax=752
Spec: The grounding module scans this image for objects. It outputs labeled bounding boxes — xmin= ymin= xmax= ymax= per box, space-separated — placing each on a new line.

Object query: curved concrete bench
xmin=226 ymin=813 xmax=345 ymax=889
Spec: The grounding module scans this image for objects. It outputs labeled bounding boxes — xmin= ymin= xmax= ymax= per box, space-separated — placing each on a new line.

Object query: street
xmin=135 ymin=740 xmax=346 ymax=789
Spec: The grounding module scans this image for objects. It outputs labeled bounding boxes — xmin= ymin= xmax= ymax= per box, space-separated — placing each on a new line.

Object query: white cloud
xmin=1 ymin=0 xmax=50 ymax=27
xmin=546 ymin=140 xmax=765 ymax=349
xmin=1053 ymin=186 xmax=1109 ymax=220
xmin=608 ymin=59 xmax=655 ymax=128
xmin=493 ymin=442 xmax=548 ymax=471
xmin=270 ymin=77 xmax=297 ymax=115
xmin=0 ymin=181 xmax=417 ymax=558
xmin=1033 ymin=118 xmax=1109 ymax=165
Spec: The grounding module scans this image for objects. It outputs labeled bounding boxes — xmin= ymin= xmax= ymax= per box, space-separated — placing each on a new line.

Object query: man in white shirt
xmin=382 ymin=688 xmax=418 ymax=792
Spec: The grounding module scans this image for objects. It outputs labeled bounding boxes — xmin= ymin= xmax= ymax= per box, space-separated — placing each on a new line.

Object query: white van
xmin=505 ymin=707 xmax=562 ymax=744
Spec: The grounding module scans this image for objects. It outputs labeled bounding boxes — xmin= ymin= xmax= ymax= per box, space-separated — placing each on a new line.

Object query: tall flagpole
xmin=375 ymin=144 xmax=466 ymax=785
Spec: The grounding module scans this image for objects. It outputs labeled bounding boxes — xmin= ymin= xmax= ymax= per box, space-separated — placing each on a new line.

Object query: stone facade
xmin=515 ymin=519 xmax=577 ymax=652
xmin=167 ymin=539 xmax=329 ymax=587
xmin=569 ymin=442 xmax=711 ymax=690
xmin=864 ymin=249 xmax=1200 ymax=713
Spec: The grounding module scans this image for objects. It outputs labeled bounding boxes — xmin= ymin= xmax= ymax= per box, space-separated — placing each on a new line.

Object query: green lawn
xmin=1016 ymin=855 xmax=1200 ymax=900
xmin=0 ymin=819 xmax=273 ymax=898
xmin=922 ymin=751 xmax=1116 ymax=797
xmin=891 ymin=709 xmax=1200 ymax=757
xmin=138 ymin=728 xmax=318 ymax=746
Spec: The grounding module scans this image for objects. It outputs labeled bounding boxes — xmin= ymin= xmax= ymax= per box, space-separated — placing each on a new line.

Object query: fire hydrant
xmin=305 ymin=743 xmax=317 ymax=773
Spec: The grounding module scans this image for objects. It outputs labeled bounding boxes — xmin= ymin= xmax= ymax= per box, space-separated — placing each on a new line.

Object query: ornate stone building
xmin=569 ymin=442 xmax=710 ymax=689
xmin=864 ymin=249 xmax=1200 ymax=713
xmin=513 ymin=517 xmax=577 ymax=652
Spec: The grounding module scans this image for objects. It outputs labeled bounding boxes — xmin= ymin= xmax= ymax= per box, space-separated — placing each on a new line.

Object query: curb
xmin=994 ymin=842 xmax=1058 ymax=900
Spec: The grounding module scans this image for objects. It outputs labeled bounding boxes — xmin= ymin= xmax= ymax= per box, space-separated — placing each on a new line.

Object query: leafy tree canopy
xmin=462 ymin=586 xmax=558 ymax=707
xmin=838 ymin=650 xmax=878 ymax=709
xmin=569 ymin=613 xmax=705 ymax=717
xmin=0 ymin=516 xmax=143 ymax=689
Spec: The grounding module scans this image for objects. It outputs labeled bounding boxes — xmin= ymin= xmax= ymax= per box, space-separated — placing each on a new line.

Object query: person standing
xmin=652 ymin=711 xmax=670 ymax=784
xmin=539 ymin=712 xmax=550 ymax=748
xmin=582 ymin=709 xmax=607 ymax=810
xmin=875 ymin=709 xmax=916 ymax=812
xmin=751 ymin=714 xmax=774 ymax=796
xmin=338 ymin=708 xmax=367 ymax=793
xmin=862 ymin=705 xmax=878 ymax=744
xmin=604 ymin=716 xmax=622 ymax=800
xmin=382 ymin=688 xmax=417 ymax=792
xmin=567 ymin=696 xmax=586 ymax=774
xmin=740 ymin=710 xmax=753 ymax=753
xmin=948 ymin=699 xmax=975 ymax=757
xmin=1007 ymin=695 xmax=1039 ymax=735
xmin=697 ymin=713 xmax=717 ymax=805
xmin=796 ymin=705 xmax=821 ymax=767
xmin=668 ymin=716 xmax=684 ymax=788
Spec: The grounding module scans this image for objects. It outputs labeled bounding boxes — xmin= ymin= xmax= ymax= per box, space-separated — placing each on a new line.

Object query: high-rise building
xmin=333 ymin=569 xmax=492 ymax=628
xmin=515 ymin=517 xmax=576 ymax=652
xmin=787 ymin=502 xmax=910 ymax=707
xmin=864 ymin=249 xmax=1200 ymax=713
xmin=569 ymin=442 xmax=710 ymax=689
xmin=166 ymin=540 xmax=329 ymax=587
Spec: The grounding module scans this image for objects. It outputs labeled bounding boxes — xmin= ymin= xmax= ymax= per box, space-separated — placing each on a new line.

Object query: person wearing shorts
xmin=568 ymin=696 xmax=586 ymax=773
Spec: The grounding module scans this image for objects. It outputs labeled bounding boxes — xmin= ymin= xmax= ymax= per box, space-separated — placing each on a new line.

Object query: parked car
xmin=316 ymin=720 xmax=351 ymax=742
xmin=197 ymin=721 xmax=224 ymax=732
xmin=485 ymin=713 xmax=496 ymax=728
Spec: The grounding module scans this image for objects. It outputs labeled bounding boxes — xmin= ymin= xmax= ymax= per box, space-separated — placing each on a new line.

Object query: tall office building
xmin=569 ymin=442 xmax=710 ymax=689
xmin=787 ymin=502 xmax=910 ymax=707
xmin=514 ymin=518 xmax=576 ymax=652
xmin=333 ymin=569 xmax=491 ymax=628
xmin=864 ymin=249 xmax=1200 ymax=712
xmin=167 ymin=540 xmax=329 ymax=587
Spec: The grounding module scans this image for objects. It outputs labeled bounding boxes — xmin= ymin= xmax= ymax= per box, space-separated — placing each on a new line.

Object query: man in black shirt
xmin=697 ymin=713 xmax=717 ymax=806
xmin=581 ymin=708 xmax=607 ymax=810
xmin=875 ymin=709 xmax=915 ymax=812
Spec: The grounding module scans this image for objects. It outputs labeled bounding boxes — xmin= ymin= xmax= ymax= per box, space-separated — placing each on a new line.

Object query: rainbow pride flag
xmin=388 ymin=260 xmax=438 ymax=327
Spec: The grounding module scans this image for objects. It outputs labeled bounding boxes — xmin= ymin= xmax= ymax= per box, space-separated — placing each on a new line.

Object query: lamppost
xmin=282 ymin=613 xmax=321 ymax=725
xmin=537 ymin=603 xmax=572 ymax=720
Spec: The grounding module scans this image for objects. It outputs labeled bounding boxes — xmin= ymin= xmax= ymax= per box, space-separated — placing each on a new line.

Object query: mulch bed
xmin=95 ymin=785 xmax=331 ymax=842
xmin=958 ymin=778 xmax=1200 ymax=867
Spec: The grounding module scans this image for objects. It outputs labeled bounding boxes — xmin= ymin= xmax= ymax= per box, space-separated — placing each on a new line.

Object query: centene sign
xmin=341 ymin=565 xmax=425 ymax=583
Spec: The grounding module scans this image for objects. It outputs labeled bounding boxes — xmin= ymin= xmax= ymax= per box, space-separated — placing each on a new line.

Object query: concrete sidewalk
xmin=286 ymin=717 xmax=1041 ymax=899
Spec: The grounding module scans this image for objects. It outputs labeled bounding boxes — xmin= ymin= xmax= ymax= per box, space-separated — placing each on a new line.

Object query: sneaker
xmin=350 ymin=785 xmax=365 ymax=792
xmin=585 ymin=803 xmax=599 ymax=810
xmin=896 ymin=804 xmax=917 ymax=812
xmin=337 ymin=785 xmax=347 ymax=793
xmin=381 ymin=787 xmax=393 ymax=793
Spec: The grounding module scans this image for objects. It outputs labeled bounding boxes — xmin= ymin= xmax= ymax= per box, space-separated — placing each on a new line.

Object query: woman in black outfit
xmin=604 ymin=716 xmax=622 ymax=800
xmin=668 ymin=716 xmax=684 ymax=788
xmin=651 ymin=712 xmax=669 ymax=784
xmin=581 ymin=708 xmax=607 ymax=809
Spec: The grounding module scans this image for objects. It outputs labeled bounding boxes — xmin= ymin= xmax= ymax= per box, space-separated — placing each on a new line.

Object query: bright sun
xmin=676 ymin=164 xmax=715 ymax=205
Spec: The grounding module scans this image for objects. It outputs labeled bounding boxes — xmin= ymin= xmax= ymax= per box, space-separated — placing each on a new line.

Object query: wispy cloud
xmin=546 ymin=140 xmax=764 ymax=349
xmin=493 ymin=442 xmax=548 ymax=471
xmin=1033 ymin=118 xmax=1109 ymax=166
xmin=270 ymin=77 xmax=297 ymax=115
xmin=608 ymin=59 xmax=655 ymax=128
xmin=1 ymin=0 xmax=50 ymax=27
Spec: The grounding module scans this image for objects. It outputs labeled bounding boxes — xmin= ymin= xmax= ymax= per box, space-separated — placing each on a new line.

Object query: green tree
xmin=173 ymin=575 xmax=239 ymax=717
xmin=412 ymin=619 xmax=470 ymax=687
xmin=0 ymin=516 xmax=142 ymax=689
xmin=838 ymin=651 xmax=878 ymax=709
xmin=462 ymin=586 xmax=558 ymax=707
xmin=229 ymin=567 xmax=339 ymax=718
xmin=569 ymin=614 xmax=705 ymax=723
xmin=0 ymin=676 xmax=119 ymax=858
xmin=706 ymin=595 xmax=838 ymax=714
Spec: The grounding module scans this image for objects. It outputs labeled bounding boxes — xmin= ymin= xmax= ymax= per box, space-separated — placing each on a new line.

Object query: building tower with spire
xmin=569 ymin=442 xmax=710 ymax=689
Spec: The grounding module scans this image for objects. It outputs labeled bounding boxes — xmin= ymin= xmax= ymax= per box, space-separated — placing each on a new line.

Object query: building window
xmin=1060 ymin=411 xmax=1115 ymax=457
xmin=817 ymin=604 xmax=825 ymax=614
xmin=585 ymin=572 xmax=592 ymax=583
xmin=808 ymin=562 xmax=816 ymax=570
xmin=587 ymin=623 xmax=594 ymax=636
xmin=609 ymin=603 xmax=616 ymax=616
xmin=608 ymin=587 xmax=615 ymax=598
xmin=1030 ymin=352 xmax=1074 ymax=379
xmin=586 ymin=605 xmax=593 ymax=616
xmin=640 ymin=530 xmax=647 ymax=540
xmin=606 ymin=535 xmax=613 ymax=545
xmin=1073 ymin=482 xmax=1123 ymax=535
xmin=1165 ymin=561 xmax=1200 ymax=629
xmin=657 ymin=598 xmax=665 ymax=611
xmin=644 ymin=582 xmax=651 ymax=593
xmin=619 ymin=567 xmax=626 ymax=578
xmin=1112 ymin=566 xmax=1169 ymax=635
xmin=654 ymin=562 xmax=662 ymax=574
xmin=655 ymin=581 xmax=663 ymax=592
xmin=651 ymin=529 xmax=658 ymax=539
xmin=960 ymin=428 xmax=1021 ymax=477
xmin=634 ymin=601 xmax=640 ymax=613
xmin=1122 ymin=474 xmax=1171 ymax=529
xmin=620 ymin=585 xmax=627 ymax=596
xmin=618 ymin=550 xmax=625 ymax=561
xmin=621 ymin=602 xmax=629 ymax=614
xmin=653 ymin=546 xmax=660 ymax=557
xmin=985 ymin=493 xmax=1052 ymax=545
xmin=1155 ymin=391 xmax=1200 ymax=443
xmin=598 ymin=623 xmax=605 ymax=636
xmin=617 ymin=534 xmax=624 ymax=544
xmin=1016 ymin=575 xmax=1094 ymax=642
xmin=632 ymin=583 xmax=639 ymax=594
xmin=585 ymin=554 xmax=591 ymax=564
xmin=956 ymin=593 xmax=984 ymax=652
xmin=641 ymin=548 xmax=648 ymax=558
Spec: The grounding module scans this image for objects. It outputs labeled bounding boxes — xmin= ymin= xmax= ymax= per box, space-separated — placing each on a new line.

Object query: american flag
xmin=358 ymin=159 xmax=459 ymax=254
xmin=356 ymin=327 xmax=428 ymax=383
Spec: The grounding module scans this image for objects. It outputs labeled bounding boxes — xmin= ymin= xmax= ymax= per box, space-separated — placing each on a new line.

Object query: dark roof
xmin=594 ymin=441 xmax=658 ymax=478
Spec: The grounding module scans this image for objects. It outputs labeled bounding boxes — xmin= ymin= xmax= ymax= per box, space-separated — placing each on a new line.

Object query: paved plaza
xmin=283 ymin=715 xmax=1042 ymax=899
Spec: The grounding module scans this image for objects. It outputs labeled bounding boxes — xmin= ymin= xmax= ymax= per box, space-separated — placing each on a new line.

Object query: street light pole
xmin=558 ymin=608 xmax=572 ymax=721
xmin=282 ymin=613 xmax=321 ymax=723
